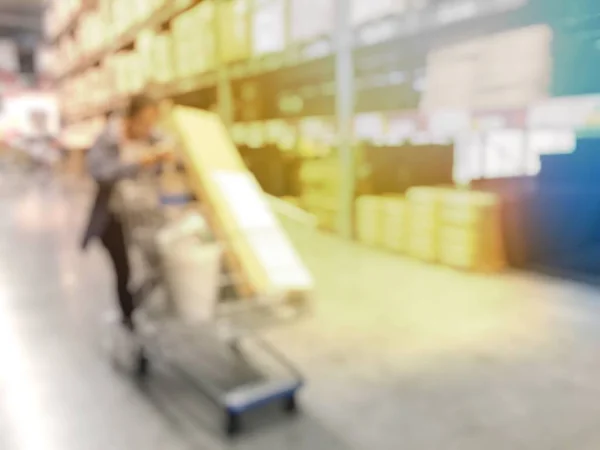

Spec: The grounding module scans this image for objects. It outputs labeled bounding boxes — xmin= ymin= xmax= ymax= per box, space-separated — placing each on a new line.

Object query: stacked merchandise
xmin=77 ymin=11 xmax=107 ymax=55
xmin=234 ymin=81 xmax=263 ymax=122
xmin=218 ymin=0 xmax=251 ymax=63
xmin=420 ymin=40 xmax=480 ymax=110
xmin=106 ymin=0 xmax=129 ymax=40
xmin=355 ymin=196 xmax=384 ymax=246
xmin=56 ymin=37 xmax=78 ymax=74
xmin=380 ymin=195 xmax=407 ymax=253
xmin=136 ymin=30 xmax=155 ymax=81
xmin=108 ymin=51 xmax=146 ymax=96
xmin=421 ymin=24 xmax=552 ymax=110
xmin=364 ymin=144 xmax=454 ymax=194
xmin=136 ymin=30 xmax=176 ymax=86
xmin=406 ymin=187 xmax=447 ymax=262
xmin=59 ymin=65 xmax=114 ymax=118
xmin=474 ymin=25 xmax=552 ymax=110
xmin=354 ymin=188 xmax=506 ymax=272
xmin=172 ymin=1 xmax=216 ymax=78
xmin=297 ymin=118 xmax=336 ymax=158
xmin=238 ymin=145 xmax=289 ymax=196
xmin=298 ymin=160 xmax=340 ymax=231
xmin=290 ymin=0 xmax=334 ymax=42
xmin=438 ymin=191 xmax=505 ymax=271
xmin=108 ymin=0 xmax=160 ymax=38
xmin=252 ymin=0 xmax=286 ymax=56
xmin=150 ymin=33 xmax=176 ymax=84
xmin=86 ymin=65 xmax=114 ymax=110
xmin=45 ymin=0 xmax=81 ymax=39
xmin=135 ymin=0 xmax=168 ymax=21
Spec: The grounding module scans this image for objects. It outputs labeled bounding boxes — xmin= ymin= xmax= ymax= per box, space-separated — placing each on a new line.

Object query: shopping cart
xmin=105 ymin=181 xmax=308 ymax=436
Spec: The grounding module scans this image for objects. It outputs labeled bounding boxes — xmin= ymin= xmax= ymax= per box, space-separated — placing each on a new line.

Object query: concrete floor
xmin=3 ymin=173 xmax=600 ymax=449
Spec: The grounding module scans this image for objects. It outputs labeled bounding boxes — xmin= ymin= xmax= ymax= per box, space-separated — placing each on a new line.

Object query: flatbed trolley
xmin=106 ymin=183 xmax=308 ymax=436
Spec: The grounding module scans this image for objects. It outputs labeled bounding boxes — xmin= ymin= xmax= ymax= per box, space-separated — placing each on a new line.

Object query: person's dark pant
xmin=100 ymin=217 xmax=135 ymax=330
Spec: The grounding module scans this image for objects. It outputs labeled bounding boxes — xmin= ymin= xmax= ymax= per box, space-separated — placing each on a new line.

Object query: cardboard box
xmin=164 ymin=106 xmax=313 ymax=300
xmin=291 ymin=0 xmax=334 ymax=42
xmin=172 ymin=1 xmax=216 ymax=78
xmin=355 ymin=196 xmax=384 ymax=246
xmin=381 ymin=196 xmax=407 ymax=252
xmin=252 ymin=0 xmax=286 ymax=56
xmin=152 ymin=32 xmax=176 ymax=84
xmin=218 ymin=0 xmax=251 ymax=63
xmin=438 ymin=190 xmax=505 ymax=271
xmin=405 ymin=187 xmax=449 ymax=262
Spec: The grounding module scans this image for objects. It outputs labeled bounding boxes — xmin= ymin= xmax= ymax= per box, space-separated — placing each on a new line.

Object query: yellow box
xmin=164 ymin=107 xmax=313 ymax=299
xmin=152 ymin=32 xmax=175 ymax=84
xmin=405 ymin=187 xmax=451 ymax=262
xmin=439 ymin=243 xmax=478 ymax=269
xmin=438 ymin=190 xmax=505 ymax=271
xmin=355 ymin=196 xmax=385 ymax=246
xmin=380 ymin=196 xmax=407 ymax=252
xmin=218 ymin=0 xmax=251 ymax=63
xmin=172 ymin=1 xmax=216 ymax=78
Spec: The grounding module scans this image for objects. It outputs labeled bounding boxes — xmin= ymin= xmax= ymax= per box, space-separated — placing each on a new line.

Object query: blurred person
xmin=81 ymin=94 xmax=171 ymax=334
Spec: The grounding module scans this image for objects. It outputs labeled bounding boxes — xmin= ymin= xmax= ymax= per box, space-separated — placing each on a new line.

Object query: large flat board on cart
xmin=165 ymin=106 xmax=313 ymax=301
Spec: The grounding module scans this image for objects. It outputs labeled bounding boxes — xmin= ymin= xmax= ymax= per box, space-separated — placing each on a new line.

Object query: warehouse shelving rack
xmin=48 ymin=0 xmax=538 ymax=236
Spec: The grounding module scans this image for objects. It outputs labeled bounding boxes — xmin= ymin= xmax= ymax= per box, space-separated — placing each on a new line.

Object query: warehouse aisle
xmin=4 ymin=176 xmax=600 ymax=449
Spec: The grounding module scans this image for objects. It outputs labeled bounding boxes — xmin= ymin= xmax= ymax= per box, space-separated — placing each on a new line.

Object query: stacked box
xmin=136 ymin=30 xmax=156 ymax=85
xmin=134 ymin=0 xmax=163 ymax=23
xmin=218 ymin=0 xmax=251 ymax=63
xmin=381 ymin=195 xmax=407 ymax=252
xmin=301 ymin=192 xmax=338 ymax=231
xmin=109 ymin=0 xmax=133 ymax=37
xmin=406 ymin=187 xmax=448 ymax=262
xmin=299 ymin=160 xmax=340 ymax=231
xmin=355 ymin=196 xmax=384 ymax=246
xmin=439 ymin=191 xmax=505 ymax=271
xmin=172 ymin=1 xmax=216 ymax=78
xmin=291 ymin=0 xmax=334 ymax=42
xmin=174 ymin=0 xmax=196 ymax=12
xmin=152 ymin=32 xmax=176 ymax=84
xmin=297 ymin=117 xmax=336 ymax=158
xmin=252 ymin=0 xmax=286 ymax=56
xmin=46 ymin=0 xmax=81 ymax=38
xmin=109 ymin=51 xmax=146 ymax=95
xmin=85 ymin=66 xmax=112 ymax=110
xmin=58 ymin=37 xmax=77 ymax=71
xmin=78 ymin=11 xmax=106 ymax=54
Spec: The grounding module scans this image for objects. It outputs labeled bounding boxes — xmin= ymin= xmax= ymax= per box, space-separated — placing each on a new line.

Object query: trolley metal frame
xmin=109 ymin=184 xmax=308 ymax=436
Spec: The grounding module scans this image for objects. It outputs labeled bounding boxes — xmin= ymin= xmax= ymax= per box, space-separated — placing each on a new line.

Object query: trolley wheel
xmin=283 ymin=395 xmax=298 ymax=414
xmin=225 ymin=412 xmax=241 ymax=437
xmin=135 ymin=351 xmax=150 ymax=379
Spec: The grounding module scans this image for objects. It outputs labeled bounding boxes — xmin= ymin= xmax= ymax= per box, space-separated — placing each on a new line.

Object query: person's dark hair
xmin=125 ymin=94 xmax=159 ymax=118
